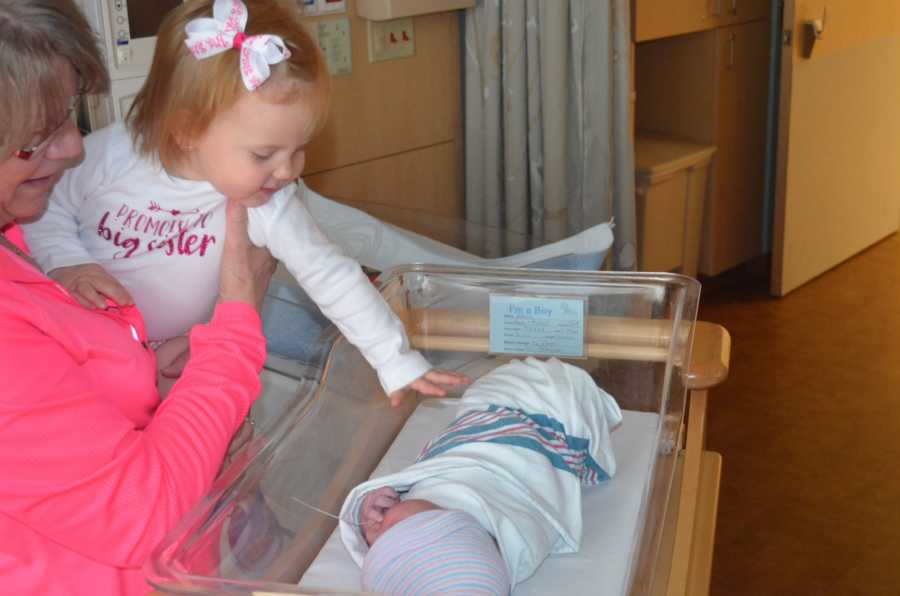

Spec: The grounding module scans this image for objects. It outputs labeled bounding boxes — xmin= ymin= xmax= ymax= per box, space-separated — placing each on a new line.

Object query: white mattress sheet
xmin=298 ymin=398 xmax=659 ymax=596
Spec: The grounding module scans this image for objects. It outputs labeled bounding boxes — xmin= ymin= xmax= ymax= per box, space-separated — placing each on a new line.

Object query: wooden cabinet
xmin=635 ymin=14 xmax=771 ymax=276
xmin=706 ymin=21 xmax=769 ymax=274
xmin=635 ymin=0 xmax=769 ymax=42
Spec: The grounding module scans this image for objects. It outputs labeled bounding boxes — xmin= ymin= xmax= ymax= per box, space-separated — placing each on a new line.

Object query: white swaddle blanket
xmin=339 ymin=357 xmax=623 ymax=587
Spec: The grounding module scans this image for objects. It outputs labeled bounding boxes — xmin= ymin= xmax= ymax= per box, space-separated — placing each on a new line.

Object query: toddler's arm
xmin=253 ymin=185 xmax=465 ymax=397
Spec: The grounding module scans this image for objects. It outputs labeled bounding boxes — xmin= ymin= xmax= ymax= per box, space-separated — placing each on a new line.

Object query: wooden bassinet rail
xmin=405 ymin=308 xmax=729 ymax=390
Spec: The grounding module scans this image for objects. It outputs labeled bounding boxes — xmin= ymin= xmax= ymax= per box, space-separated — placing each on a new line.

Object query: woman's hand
xmin=221 ymin=415 xmax=256 ymax=470
xmin=155 ymin=335 xmax=191 ymax=399
xmin=218 ymin=200 xmax=277 ymax=311
xmin=388 ymin=369 xmax=472 ymax=407
xmin=157 ymin=335 xmax=191 ymax=378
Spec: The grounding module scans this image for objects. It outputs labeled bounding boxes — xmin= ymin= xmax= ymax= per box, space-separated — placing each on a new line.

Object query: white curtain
xmin=464 ymin=0 xmax=636 ymax=270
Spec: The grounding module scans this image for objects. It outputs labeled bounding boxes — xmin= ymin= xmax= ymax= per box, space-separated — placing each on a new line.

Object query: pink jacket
xmin=0 ymin=225 xmax=266 ymax=595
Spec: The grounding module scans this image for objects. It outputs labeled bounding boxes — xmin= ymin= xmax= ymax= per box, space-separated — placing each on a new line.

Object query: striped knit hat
xmin=362 ymin=509 xmax=510 ymax=595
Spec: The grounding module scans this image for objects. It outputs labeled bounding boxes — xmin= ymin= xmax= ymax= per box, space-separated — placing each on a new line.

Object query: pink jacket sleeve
xmin=0 ymin=294 xmax=265 ymax=568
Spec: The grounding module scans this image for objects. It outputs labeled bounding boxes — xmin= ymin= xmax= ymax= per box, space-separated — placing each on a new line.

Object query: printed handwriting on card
xmin=489 ymin=294 xmax=586 ymax=358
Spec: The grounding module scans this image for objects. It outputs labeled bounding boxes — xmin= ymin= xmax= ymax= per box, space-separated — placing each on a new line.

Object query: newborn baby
xmin=339 ymin=357 xmax=623 ymax=595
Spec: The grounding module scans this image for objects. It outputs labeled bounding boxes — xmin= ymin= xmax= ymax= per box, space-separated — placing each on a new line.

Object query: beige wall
xmin=301 ymin=1 xmax=464 ymax=219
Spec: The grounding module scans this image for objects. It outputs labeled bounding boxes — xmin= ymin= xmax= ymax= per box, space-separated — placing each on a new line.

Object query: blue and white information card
xmin=489 ymin=294 xmax=587 ymax=358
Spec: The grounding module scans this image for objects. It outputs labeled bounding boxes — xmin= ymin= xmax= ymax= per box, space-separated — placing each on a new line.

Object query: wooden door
xmin=635 ymin=0 xmax=717 ymax=42
xmin=702 ymin=21 xmax=770 ymax=275
xmin=771 ymin=0 xmax=900 ymax=295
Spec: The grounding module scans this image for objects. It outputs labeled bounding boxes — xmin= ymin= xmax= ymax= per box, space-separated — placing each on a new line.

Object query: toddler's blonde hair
xmin=128 ymin=0 xmax=330 ymax=171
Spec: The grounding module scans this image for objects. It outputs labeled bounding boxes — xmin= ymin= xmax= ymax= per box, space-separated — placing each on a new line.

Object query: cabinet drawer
xmin=635 ymin=0 xmax=718 ymax=42
xmin=715 ymin=0 xmax=770 ymax=26
xmin=636 ymin=172 xmax=688 ymax=272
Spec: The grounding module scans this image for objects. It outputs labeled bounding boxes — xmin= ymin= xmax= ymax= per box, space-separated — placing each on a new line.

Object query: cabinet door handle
xmin=730 ymin=0 xmax=738 ymax=15
xmin=710 ymin=0 xmax=722 ymax=17
xmin=727 ymin=33 xmax=736 ymax=68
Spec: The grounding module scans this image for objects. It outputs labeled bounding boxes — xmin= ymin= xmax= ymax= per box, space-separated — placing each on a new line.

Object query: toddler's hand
xmin=49 ymin=263 xmax=134 ymax=309
xmin=388 ymin=369 xmax=472 ymax=407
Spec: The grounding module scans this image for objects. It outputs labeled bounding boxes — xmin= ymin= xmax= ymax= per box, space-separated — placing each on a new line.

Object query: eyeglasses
xmin=14 ymin=91 xmax=85 ymax=161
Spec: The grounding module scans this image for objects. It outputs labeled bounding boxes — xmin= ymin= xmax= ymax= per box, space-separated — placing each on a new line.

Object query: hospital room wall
xmin=301 ymin=2 xmax=464 ymax=222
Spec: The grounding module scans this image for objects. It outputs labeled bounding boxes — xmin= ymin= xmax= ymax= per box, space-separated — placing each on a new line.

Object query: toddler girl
xmin=22 ymin=0 xmax=463 ymax=401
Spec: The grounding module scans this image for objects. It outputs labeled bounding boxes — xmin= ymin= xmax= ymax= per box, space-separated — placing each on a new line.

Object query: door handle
xmin=710 ymin=0 xmax=722 ymax=17
xmin=730 ymin=0 xmax=738 ymax=15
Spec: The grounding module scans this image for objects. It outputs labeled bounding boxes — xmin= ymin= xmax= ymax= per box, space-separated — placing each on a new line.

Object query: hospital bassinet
xmin=146 ymin=266 xmax=730 ymax=596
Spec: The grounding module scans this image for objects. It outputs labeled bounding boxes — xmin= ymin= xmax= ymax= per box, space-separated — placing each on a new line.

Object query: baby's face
xmin=363 ymin=499 xmax=441 ymax=546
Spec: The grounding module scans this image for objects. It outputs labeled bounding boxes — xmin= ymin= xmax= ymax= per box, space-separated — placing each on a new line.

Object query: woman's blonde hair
xmin=128 ymin=0 xmax=330 ymax=171
xmin=0 ymin=0 xmax=109 ymax=157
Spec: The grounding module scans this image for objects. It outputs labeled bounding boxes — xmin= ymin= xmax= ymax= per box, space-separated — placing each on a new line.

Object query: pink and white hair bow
xmin=184 ymin=0 xmax=291 ymax=91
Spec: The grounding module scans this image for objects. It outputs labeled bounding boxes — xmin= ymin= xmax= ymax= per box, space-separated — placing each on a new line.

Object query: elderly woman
xmin=0 ymin=1 xmax=275 ymax=594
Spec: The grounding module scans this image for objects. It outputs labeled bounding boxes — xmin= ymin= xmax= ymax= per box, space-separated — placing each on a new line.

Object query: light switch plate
xmin=315 ymin=17 xmax=352 ymax=76
xmin=367 ymin=17 xmax=415 ymax=62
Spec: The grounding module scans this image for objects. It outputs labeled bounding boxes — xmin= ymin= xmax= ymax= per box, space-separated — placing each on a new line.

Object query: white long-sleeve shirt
xmin=21 ymin=122 xmax=430 ymax=395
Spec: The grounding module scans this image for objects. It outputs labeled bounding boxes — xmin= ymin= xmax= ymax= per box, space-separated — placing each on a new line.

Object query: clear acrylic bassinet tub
xmin=146 ymin=265 xmax=700 ymax=595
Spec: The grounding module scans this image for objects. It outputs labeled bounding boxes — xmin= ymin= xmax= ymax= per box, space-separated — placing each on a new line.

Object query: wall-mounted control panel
xmin=306 ymin=17 xmax=352 ymax=76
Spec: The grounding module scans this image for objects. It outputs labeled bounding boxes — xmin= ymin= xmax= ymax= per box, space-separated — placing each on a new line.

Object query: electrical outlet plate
xmin=367 ymin=17 xmax=415 ymax=62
